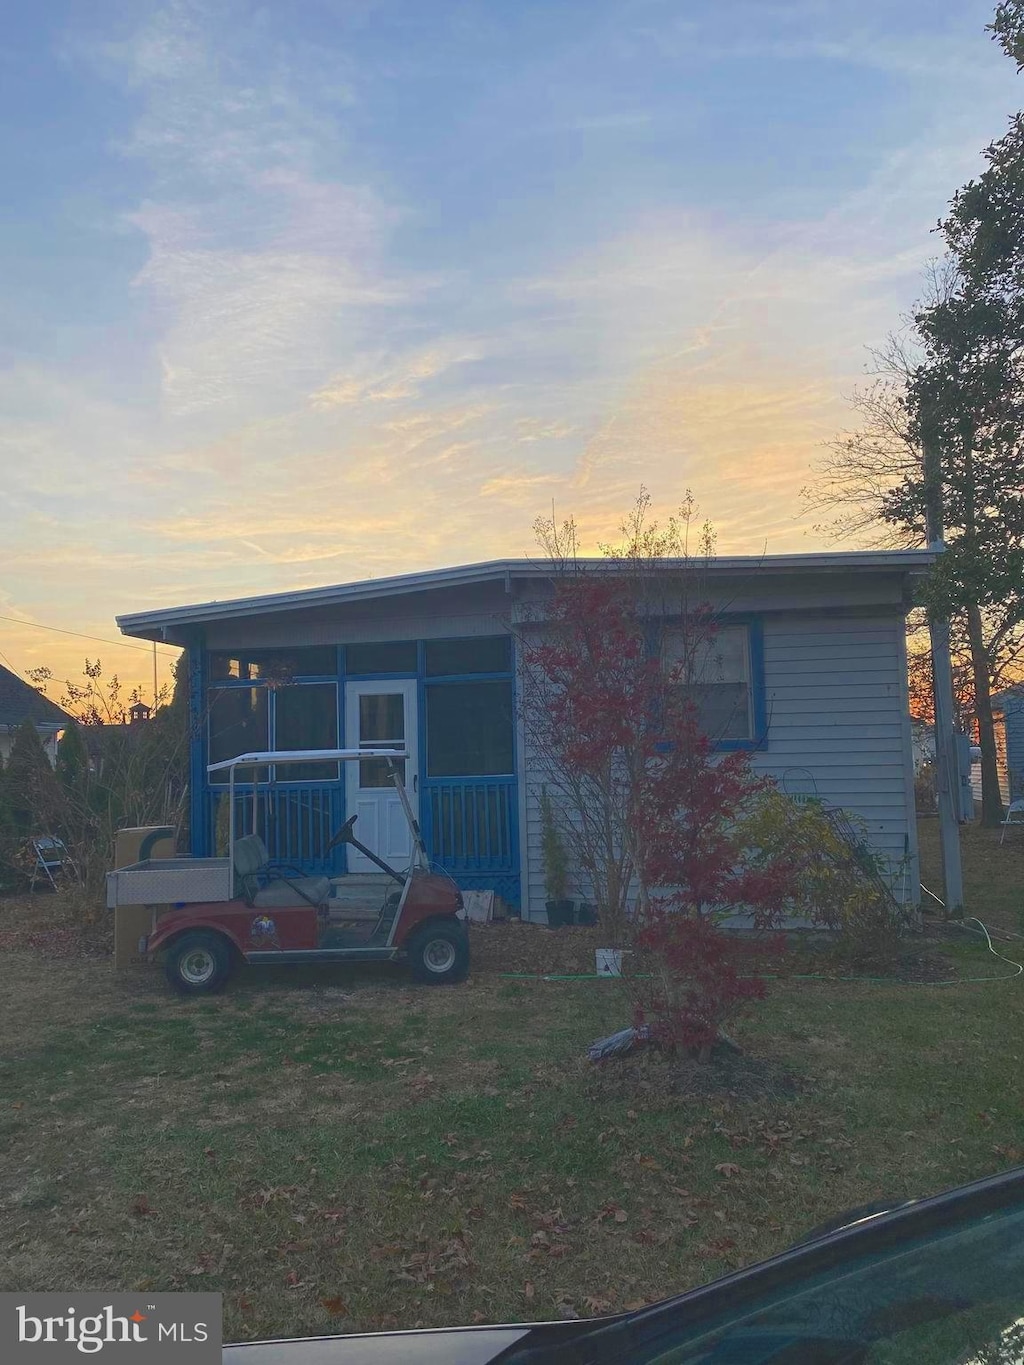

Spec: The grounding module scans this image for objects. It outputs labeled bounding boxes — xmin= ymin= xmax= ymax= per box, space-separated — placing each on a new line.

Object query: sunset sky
xmin=1 ymin=0 xmax=1020 ymax=699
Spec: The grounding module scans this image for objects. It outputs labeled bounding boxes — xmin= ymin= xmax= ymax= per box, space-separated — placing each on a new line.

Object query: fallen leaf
xmin=715 ymin=1163 xmax=742 ymax=1179
xmin=130 ymin=1194 xmax=157 ymax=1218
xmin=320 ymin=1297 xmax=347 ymax=1316
xmin=524 ymin=1281 xmax=535 ymax=1301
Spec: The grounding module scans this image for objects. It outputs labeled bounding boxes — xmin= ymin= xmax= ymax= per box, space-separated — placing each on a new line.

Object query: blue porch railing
xmin=203 ymin=775 xmax=520 ymax=903
xmin=208 ymin=783 xmax=344 ymax=876
xmin=422 ymin=777 xmax=517 ymax=874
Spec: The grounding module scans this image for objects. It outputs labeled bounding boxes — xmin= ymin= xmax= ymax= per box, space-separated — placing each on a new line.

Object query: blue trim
xmin=652 ymin=614 xmax=767 ymax=753
xmin=187 ymin=630 xmax=207 ymax=856
xmin=421 ymin=773 xmax=515 ymax=786
xmin=343 ymin=671 xmax=419 ymax=681
xmin=423 ymin=671 xmax=512 ymax=685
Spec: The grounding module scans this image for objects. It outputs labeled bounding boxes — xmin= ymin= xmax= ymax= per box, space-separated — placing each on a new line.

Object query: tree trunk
xmin=966 ymin=602 xmax=1004 ymax=828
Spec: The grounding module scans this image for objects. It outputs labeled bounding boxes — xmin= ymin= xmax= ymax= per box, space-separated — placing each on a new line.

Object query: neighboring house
xmin=0 ymin=663 xmax=73 ymax=765
xmin=971 ymin=686 xmax=1024 ymax=806
xmin=117 ymin=550 xmax=933 ymax=918
xmin=80 ymin=705 xmax=153 ymax=776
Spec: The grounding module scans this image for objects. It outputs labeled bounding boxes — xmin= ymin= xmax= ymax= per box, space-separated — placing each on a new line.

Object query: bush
xmin=915 ymin=761 xmax=938 ymax=815
xmin=0 ymin=662 xmax=190 ymax=911
xmin=739 ymin=791 xmax=914 ymax=966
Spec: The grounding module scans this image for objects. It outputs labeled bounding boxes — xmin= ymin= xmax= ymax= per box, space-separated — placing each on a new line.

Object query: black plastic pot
xmin=576 ymin=902 xmax=599 ymax=926
xmin=545 ymin=899 xmax=575 ymax=928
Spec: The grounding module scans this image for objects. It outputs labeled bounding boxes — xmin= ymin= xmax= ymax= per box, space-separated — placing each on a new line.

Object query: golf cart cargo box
xmin=106 ymin=857 xmax=232 ymax=909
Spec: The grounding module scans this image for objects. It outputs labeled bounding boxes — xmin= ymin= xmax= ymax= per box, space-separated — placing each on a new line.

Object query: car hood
xmin=223 ymin=1320 xmax=588 ymax=1364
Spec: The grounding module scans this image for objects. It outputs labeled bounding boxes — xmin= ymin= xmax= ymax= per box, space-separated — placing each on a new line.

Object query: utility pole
xmin=153 ymin=640 xmax=159 ymax=710
xmin=921 ymin=415 xmax=965 ymax=918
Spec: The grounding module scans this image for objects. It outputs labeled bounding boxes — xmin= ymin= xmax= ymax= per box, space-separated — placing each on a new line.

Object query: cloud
xmin=82 ymin=4 xmax=419 ymax=422
xmin=309 ymin=341 xmax=484 ymax=410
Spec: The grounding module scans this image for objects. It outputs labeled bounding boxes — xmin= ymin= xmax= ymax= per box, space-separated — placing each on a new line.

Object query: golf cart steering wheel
xmin=325 ymin=814 xmax=358 ymax=853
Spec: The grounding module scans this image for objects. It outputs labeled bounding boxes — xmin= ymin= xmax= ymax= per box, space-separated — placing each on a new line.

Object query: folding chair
xmin=28 ymin=836 xmax=76 ymax=891
xmin=999 ymin=799 xmax=1024 ymax=845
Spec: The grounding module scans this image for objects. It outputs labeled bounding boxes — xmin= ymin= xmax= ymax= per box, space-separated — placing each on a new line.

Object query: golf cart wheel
xmin=407 ymin=921 xmax=469 ymax=985
xmin=164 ymin=931 xmax=233 ymax=996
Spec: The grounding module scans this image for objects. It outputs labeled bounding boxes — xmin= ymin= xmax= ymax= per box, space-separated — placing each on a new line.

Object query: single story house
xmin=117 ymin=550 xmax=933 ymax=918
xmin=0 ymin=663 xmax=73 ymax=765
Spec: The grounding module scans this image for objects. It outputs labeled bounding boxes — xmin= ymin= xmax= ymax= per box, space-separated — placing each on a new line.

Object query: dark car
xmin=224 ymin=1163 xmax=1024 ymax=1363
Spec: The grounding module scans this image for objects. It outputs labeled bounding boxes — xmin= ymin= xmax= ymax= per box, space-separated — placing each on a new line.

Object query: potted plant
xmin=540 ymin=790 xmax=574 ymax=928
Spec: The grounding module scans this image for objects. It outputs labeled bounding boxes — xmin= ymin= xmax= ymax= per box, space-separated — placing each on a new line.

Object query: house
xmin=0 ymin=662 xmax=73 ymax=765
xmin=970 ymin=685 xmax=1024 ymax=806
xmin=117 ymin=550 xmax=934 ymax=918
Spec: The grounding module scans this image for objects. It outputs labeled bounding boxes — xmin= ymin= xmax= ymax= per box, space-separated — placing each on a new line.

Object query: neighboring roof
xmin=0 ymin=663 xmax=73 ymax=730
xmin=117 ymin=549 xmax=938 ymax=642
xmin=992 ymin=683 xmax=1024 ymax=710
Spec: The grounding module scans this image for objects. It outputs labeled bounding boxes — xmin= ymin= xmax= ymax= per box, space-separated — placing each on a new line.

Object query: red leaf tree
xmin=521 ymin=495 xmax=797 ymax=1059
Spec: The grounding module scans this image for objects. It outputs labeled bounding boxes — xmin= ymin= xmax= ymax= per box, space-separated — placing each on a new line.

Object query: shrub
xmin=739 ymin=790 xmax=913 ymax=966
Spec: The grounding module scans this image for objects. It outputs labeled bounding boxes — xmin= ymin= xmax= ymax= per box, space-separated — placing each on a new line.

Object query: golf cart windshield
xmin=207 ymin=748 xmax=425 ymax=874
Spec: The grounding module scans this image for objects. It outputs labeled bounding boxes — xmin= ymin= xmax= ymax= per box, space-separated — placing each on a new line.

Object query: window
xmin=345 ymin=641 xmax=417 ymax=674
xmin=208 ymin=646 xmax=336 ymax=681
xmin=425 ymin=636 xmax=511 ymax=676
xmin=426 ymin=680 xmax=514 ymax=776
xmin=665 ymin=623 xmax=753 ymax=741
xmin=357 ymin=692 xmax=407 ymax=788
xmin=274 ymin=683 xmax=339 ymax=781
xmin=209 ymin=687 xmax=268 ymax=782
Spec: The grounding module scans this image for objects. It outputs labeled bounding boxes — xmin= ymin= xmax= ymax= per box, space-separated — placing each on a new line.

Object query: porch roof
xmin=117 ymin=550 xmax=937 ymax=643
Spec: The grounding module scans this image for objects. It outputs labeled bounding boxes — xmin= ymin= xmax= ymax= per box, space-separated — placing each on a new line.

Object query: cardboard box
xmin=114 ymin=825 xmax=176 ymax=868
xmin=113 ymin=826 xmax=176 ymax=969
xmin=114 ymin=904 xmax=163 ymax=970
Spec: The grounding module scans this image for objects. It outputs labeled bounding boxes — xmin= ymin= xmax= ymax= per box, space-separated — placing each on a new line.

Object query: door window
xmin=358 ymin=692 xmax=406 ymax=787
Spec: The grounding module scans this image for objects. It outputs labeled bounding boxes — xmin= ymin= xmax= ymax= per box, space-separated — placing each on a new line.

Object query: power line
xmin=0 ymin=612 xmax=180 ymax=657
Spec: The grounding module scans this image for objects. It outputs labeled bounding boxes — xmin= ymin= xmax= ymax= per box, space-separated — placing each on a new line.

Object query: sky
xmin=1 ymin=0 xmax=1021 ymax=699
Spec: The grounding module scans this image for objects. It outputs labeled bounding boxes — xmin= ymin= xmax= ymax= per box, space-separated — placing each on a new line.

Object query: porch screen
xmin=209 ymin=687 xmax=269 ymax=782
xmin=664 ymin=624 xmax=752 ymax=740
xmin=426 ymin=680 xmax=514 ymax=776
xmin=275 ymin=683 xmax=339 ymax=781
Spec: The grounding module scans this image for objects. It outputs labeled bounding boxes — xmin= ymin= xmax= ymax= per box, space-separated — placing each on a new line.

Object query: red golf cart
xmin=105 ymin=749 xmax=468 ymax=994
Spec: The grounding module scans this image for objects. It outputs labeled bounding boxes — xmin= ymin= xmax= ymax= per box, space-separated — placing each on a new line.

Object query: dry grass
xmin=2 ymin=832 xmax=1024 ymax=1342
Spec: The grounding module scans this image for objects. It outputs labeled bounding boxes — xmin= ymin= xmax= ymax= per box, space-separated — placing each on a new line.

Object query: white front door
xmin=344 ymin=680 xmax=418 ymax=874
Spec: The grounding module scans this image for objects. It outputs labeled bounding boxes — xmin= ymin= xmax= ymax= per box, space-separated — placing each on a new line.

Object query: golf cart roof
xmin=207 ymin=748 xmax=406 ymax=774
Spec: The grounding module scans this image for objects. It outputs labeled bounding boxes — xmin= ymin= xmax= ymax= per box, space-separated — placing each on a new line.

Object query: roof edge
xmin=117 ymin=550 xmax=938 ymax=640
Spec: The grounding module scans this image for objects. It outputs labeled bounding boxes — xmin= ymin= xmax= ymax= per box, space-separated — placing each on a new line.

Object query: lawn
xmin=1 ymin=827 xmax=1023 ymax=1343
xmin=917 ymin=813 xmax=1024 ymax=933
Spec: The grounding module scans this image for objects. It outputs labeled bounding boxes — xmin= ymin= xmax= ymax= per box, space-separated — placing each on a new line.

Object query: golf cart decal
xmin=249 ymin=914 xmax=280 ymax=947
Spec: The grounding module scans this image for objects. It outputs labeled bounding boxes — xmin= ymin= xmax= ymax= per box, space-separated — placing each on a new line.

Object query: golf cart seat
xmin=233 ymin=835 xmax=331 ymax=909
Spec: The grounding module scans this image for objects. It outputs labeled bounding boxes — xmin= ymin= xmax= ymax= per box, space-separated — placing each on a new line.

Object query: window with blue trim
xmin=664 ymin=623 xmax=755 ymax=742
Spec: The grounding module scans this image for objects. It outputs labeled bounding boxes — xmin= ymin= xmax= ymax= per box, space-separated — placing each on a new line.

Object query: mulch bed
xmin=587 ymin=1045 xmax=804 ymax=1104
xmin=471 ymin=921 xmax=963 ymax=985
xmin=0 ymin=892 xmax=111 ymax=959
xmin=468 ymin=919 xmax=608 ymax=976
